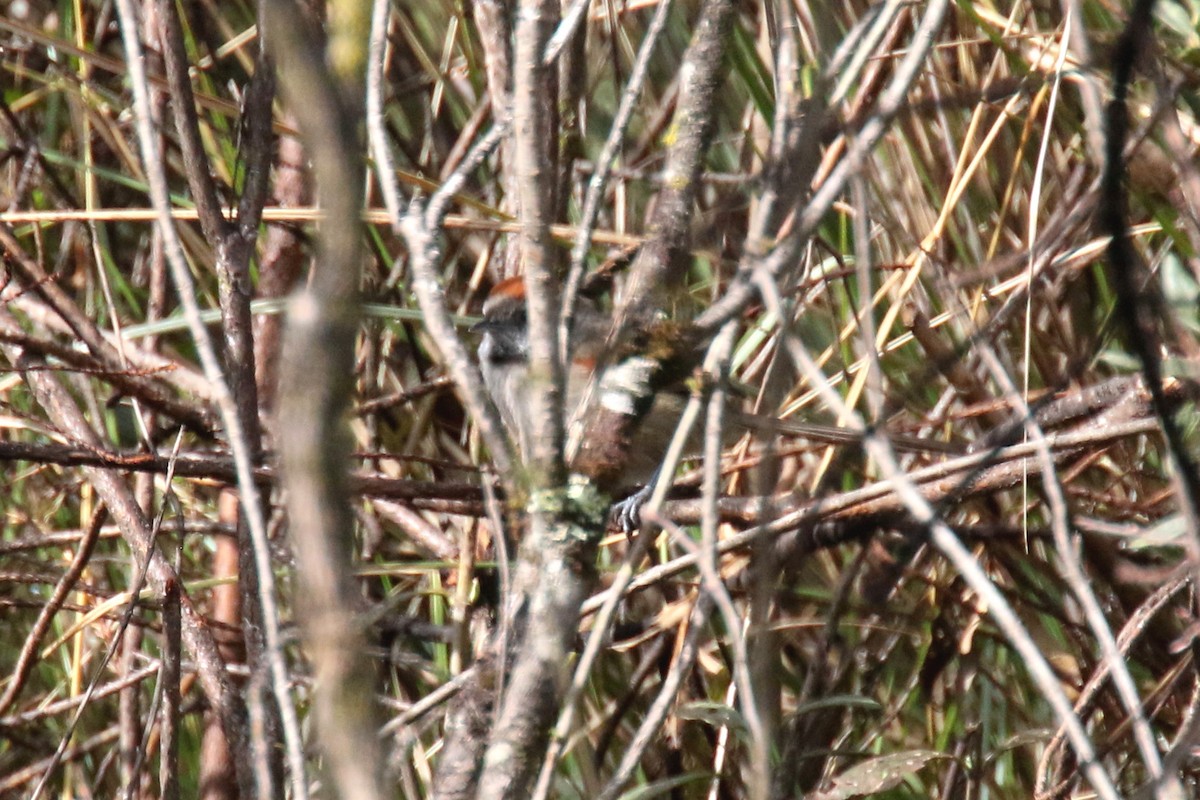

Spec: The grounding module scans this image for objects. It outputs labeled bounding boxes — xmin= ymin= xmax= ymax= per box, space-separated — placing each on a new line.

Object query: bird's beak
xmin=469 ymin=318 xmax=491 ymax=334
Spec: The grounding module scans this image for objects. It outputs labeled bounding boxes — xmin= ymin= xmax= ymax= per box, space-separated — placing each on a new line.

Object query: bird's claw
xmin=610 ymin=483 xmax=654 ymax=534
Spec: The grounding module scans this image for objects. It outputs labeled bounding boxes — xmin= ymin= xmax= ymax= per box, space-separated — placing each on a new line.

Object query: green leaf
xmin=676 ymin=700 xmax=747 ymax=732
xmin=809 ymin=750 xmax=946 ymax=800
xmin=617 ymin=772 xmax=709 ymax=800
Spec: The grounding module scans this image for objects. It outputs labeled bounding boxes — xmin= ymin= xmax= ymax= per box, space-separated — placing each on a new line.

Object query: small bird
xmin=472 ymin=276 xmax=676 ymax=495
xmin=472 ymin=276 xmax=954 ymax=529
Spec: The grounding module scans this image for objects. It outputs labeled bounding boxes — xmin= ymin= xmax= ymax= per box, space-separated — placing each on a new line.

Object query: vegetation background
xmin=3 ymin=0 xmax=1200 ymax=798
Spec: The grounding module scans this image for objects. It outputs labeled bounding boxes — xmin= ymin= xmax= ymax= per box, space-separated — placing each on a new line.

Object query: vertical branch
xmin=463 ymin=14 xmax=743 ymax=790
xmin=745 ymin=0 xmax=820 ymax=249
xmin=1100 ymin=0 xmax=1200 ymax=575
xmin=252 ymin=120 xmax=310 ymax=407
xmin=156 ymin=0 xmax=274 ymax=468
xmin=512 ymin=0 xmax=563 ymax=481
xmin=471 ymin=0 xmax=521 ymax=277
xmin=159 ymin=567 xmax=182 ymax=800
xmin=471 ymin=0 xmax=512 ymax=133
xmin=1102 ymin=4 xmax=1200 ymax=779
xmin=223 ymin=40 xmax=283 ymax=800
xmin=400 ymin=183 xmax=521 ymax=486
xmin=155 ymin=0 xmax=227 ymax=244
xmin=157 ymin=2 xmax=286 ymax=791
xmin=200 ymin=493 xmax=244 ymax=800
xmin=262 ymin=1 xmax=386 ymax=800
xmin=467 ymin=5 xmax=612 ymax=800
xmin=112 ymin=0 xmax=310 ymax=795
xmin=621 ymin=0 xmax=734 ymax=309
xmin=555 ymin=2 xmax=586 ymax=226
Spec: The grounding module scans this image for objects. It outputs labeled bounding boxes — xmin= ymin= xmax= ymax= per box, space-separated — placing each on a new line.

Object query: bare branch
xmin=261 ymin=0 xmax=388 ymax=798
xmin=111 ymin=0 xmax=306 ymax=795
